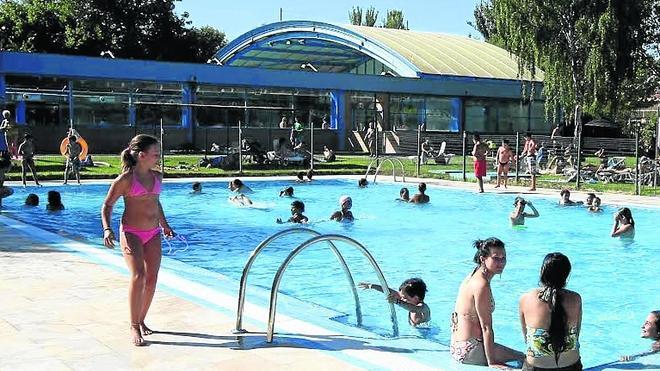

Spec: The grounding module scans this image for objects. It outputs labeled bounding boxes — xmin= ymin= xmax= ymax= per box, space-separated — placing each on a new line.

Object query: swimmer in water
xmin=510 ymin=197 xmax=539 ymax=226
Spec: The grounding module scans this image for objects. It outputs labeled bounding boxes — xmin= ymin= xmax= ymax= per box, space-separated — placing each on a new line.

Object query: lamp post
xmin=300 ymin=63 xmax=319 ymax=170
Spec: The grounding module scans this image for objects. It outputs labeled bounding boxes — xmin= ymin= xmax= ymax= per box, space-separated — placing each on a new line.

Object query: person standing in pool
xmin=277 ymin=200 xmax=308 ymax=224
xmin=64 ymin=135 xmax=82 ymax=185
xmin=330 ymin=195 xmax=354 ymax=222
xmin=620 ymin=311 xmax=660 ymax=361
xmin=450 ymin=237 xmax=524 ymax=368
xmin=409 ymin=183 xmax=430 ymax=204
xmin=510 ymin=197 xmax=539 ymax=226
xmin=611 ymin=207 xmax=634 ymax=239
xmin=101 ymin=134 xmax=175 ymax=346
xmin=472 ymin=134 xmax=488 ymax=193
xmin=398 ymin=187 xmax=410 ymax=202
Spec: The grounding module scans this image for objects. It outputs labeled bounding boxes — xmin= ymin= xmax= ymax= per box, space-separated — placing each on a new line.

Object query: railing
xmin=233 ymin=227 xmax=362 ymax=333
xmin=365 ymin=157 xmax=406 ymax=183
xmin=266 ymin=234 xmax=398 ymax=343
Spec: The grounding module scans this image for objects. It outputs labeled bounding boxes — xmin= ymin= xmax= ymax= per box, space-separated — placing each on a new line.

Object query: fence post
xmin=310 ymin=111 xmax=314 ymax=171
xmin=462 ymin=130 xmax=467 ymax=182
xmin=515 ymin=132 xmax=520 ymax=184
xmin=160 ymin=118 xmax=165 ymax=177
xmin=575 ymin=105 xmax=582 ymax=190
xmin=238 ymin=120 xmax=243 ymax=174
xmin=635 ymin=120 xmax=640 ymax=195
xmin=416 ymin=124 xmax=421 ymax=177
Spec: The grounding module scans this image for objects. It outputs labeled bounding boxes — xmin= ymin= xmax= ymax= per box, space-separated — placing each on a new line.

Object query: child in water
xmin=277 ymin=200 xmax=308 ymax=224
xmin=330 ymin=195 xmax=354 ymax=222
xmin=588 ymin=197 xmax=602 ymax=213
xmin=359 ymin=278 xmax=430 ymax=326
xmin=46 ymin=190 xmax=64 ymax=211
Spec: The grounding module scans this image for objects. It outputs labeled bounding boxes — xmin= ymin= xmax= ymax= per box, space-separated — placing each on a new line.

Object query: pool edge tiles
xmin=0 ymin=215 xmax=458 ymax=371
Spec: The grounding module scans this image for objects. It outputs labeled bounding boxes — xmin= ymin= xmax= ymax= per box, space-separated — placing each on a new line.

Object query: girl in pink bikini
xmin=101 ymin=134 xmax=174 ymax=346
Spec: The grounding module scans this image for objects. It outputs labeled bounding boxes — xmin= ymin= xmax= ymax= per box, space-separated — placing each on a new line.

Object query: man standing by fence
xmin=521 ymin=132 xmax=538 ymax=191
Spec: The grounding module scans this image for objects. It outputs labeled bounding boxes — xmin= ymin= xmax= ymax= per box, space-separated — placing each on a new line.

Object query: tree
xmin=364 ymin=6 xmax=378 ymax=27
xmin=349 ymin=6 xmax=362 ymax=25
xmin=382 ymin=9 xmax=408 ymax=30
xmin=472 ymin=0 xmax=659 ymax=125
xmin=0 ymin=0 xmax=226 ymax=63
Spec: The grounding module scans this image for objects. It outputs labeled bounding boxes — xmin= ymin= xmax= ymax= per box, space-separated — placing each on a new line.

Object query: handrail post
xmin=266 ymin=234 xmax=398 ymax=343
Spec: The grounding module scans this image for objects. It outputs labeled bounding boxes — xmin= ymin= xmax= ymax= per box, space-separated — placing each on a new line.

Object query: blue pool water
xmin=2 ymin=178 xmax=659 ymax=367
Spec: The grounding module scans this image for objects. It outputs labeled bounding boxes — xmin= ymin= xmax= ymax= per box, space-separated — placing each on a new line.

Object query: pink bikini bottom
xmin=121 ymin=224 xmax=161 ymax=245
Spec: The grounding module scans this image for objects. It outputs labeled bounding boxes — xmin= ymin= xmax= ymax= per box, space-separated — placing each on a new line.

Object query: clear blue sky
xmin=176 ymin=0 xmax=483 ymax=42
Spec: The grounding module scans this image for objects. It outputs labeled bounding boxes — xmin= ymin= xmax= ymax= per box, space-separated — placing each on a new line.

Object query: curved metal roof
xmin=215 ymin=20 xmax=542 ymax=81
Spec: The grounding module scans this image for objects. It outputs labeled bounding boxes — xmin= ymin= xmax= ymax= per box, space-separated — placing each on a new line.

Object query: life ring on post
xmin=60 ymin=136 xmax=89 ymax=161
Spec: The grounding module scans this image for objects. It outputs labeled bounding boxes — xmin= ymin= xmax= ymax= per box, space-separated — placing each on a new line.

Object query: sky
xmin=175 ymin=0 xmax=484 ymax=42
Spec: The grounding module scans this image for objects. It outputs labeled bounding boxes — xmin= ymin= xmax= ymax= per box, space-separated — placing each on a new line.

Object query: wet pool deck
xmin=1 ymin=177 xmax=658 ymax=371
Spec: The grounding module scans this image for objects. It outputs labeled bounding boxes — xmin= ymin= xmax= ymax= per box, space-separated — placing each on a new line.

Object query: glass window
xmin=389 ymin=95 xmax=424 ymax=131
xmin=425 ymin=97 xmax=459 ymax=132
xmin=465 ymin=99 xmax=537 ymax=133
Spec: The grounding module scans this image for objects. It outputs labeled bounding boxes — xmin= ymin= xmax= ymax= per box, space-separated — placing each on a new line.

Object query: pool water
xmin=3 ymin=178 xmax=658 ymax=367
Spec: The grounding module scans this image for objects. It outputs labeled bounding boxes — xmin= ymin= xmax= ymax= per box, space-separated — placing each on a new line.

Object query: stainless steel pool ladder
xmin=365 ymin=157 xmax=406 ymax=183
xmin=233 ymin=228 xmax=399 ymax=343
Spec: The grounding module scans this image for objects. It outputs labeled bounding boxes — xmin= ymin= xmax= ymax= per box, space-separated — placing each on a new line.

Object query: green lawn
xmin=4 ymin=154 xmax=659 ymax=196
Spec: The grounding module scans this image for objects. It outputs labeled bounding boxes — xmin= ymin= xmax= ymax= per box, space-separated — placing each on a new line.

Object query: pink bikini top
xmin=128 ymin=172 xmax=161 ymax=197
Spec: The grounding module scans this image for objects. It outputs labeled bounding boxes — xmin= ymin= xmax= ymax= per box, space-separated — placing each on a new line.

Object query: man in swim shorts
xmin=64 ymin=135 xmax=82 ymax=185
xmin=472 ymin=134 xmax=488 ymax=193
xmin=521 ymin=132 xmax=538 ymax=191
xmin=18 ymin=134 xmax=41 ymax=187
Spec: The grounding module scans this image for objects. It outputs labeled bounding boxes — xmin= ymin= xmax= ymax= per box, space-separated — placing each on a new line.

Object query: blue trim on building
xmin=15 ymin=100 xmax=25 ymax=124
xmin=330 ymin=91 xmax=345 ymax=149
xmin=450 ymin=98 xmax=462 ymax=132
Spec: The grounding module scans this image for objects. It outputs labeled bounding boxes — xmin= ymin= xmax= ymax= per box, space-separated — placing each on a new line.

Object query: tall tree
xmin=0 ymin=0 xmax=226 ymax=63
xmin=364 ymin=6 xmax=378 ymax=27
xmin=472 ymin=0 xmax=658 ymax=124
xmin=382 ymin=9 xmax=408 ymax=30
xmin=349 ymin=6 xmax=363 ymax=25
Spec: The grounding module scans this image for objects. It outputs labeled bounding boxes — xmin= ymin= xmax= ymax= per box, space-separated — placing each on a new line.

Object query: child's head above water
xmin=25 ymin=193 xmax=39 ymax=206
xmin=192 ymin=182 xmax=202 ymax=193
xmin=399 ymin=278 xmax=427 ymax=304
xmin=291 ymin=200 xmax=305 ymax=214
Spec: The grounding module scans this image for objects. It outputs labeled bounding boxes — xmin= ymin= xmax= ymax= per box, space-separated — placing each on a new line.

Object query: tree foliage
xmin=382 ymin=9 xmax=408 ymax=30
xmin=472 ymin=0 xmax=659 ymax=124
xmin=0 ymin=0 xmax=226 ymax=63
xmin=348 ymin=6 xmax=405 ymax=29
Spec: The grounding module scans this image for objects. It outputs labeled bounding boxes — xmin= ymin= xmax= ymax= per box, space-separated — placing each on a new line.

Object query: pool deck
xmin=1 ymin=177 xmax=658 ymax=371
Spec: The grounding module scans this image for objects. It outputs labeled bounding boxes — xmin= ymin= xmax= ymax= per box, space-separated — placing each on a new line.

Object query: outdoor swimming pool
xmin=2 ymin=178 xmax=658 ymax=368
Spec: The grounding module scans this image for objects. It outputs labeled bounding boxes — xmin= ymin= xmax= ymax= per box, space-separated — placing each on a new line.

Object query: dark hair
xmin=539 ymin=252 xmax=572 ymax=365
xmin=560 ymin=189 xmax=570 ymax=197
xmin=513 ymin=196 xmax=526 ymax=206
xmin=0 ymin=151 xmax=10 ymax=169
xmin=231 ymin=178 xmax=244 ymax=188
xmin=473 ymin=133 xmax=481 ymax=141
xmin=68 ymin=135 xmax=77 ymax=142
xmin=291 ymin=200 xmax=305 ymax=212
xmin=192 ymin=182 xmax=201 ymax=191
xmin=472 ymin=237 xmax=505 ymax=265
xmin=358 ymin=178 xmax=368 ymax=187
xmin=280 ymin=186 xmax=294 ymax=196
xmin=651 ymin=311 xmax=660 ymax=340
xmin=121 ymin=134 xmax=159 ymax=172
xmin=297 ymin=171 xmax=304 ymax=180
xmin=25 ymin=193 xmax=39 ymax=206
xmin=586 ymin=193 xmax=596 ymax=199
xmin=400 ymin=187 xmax=409 ymax=197
xmin=306 ymin=169 xmax=314 ymax=180
xmin=399 ymin=278 xmax=427 ymax=301
xmin=502 ymin=139 xmax=510 ymax=145
xmin=418 ymin=182 xmax=427 ymax=193
xmin=47 ymin=190 xmax=62 ymax=206
xmin=525 ymin=132 xmax=533 ymax=138
xmin=618 ymin=207 xmax=634 ymax=227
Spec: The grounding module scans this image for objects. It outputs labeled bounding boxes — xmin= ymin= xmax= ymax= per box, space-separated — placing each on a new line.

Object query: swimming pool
xmin=2 ymin=178 xmax=658 ymax=368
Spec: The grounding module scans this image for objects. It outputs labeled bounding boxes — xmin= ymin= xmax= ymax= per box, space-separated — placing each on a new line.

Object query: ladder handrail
xmin=234 ymin=227 xmax=362 ymax=333
xmin=365 ymin=157 xmax=406 ymax=183
xmin=266 ymin=234 xmax=398 ymax=343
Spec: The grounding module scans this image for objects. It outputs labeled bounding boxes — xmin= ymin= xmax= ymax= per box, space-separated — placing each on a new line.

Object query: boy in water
xmin=359 ymin=278 xmax=430 ymax=326
xmin=18 ymin=134 xmax=41 ymax=187
xmin=495 ymin=139 xmax=513 ymax=189
xmin=277 ymin=200 xmax=308 ymax=224
xmin=588 ymin=197 xmax=602 ymax=213
xmin=64 ymin=135 xmax=82 ymax=185
xmin=510 ymin=197 xmax=539 ymax=226
xmin=191 ymin=182 xmax=202 ymax=194
xmin=559 ymin=189 xmax=583 ymax=206
xmin=330 ymin=195 xmax=354 ymax=222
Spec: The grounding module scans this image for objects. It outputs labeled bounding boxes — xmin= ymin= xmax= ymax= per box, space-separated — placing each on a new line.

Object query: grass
xmin=3 ymin=153 xmax=659 ymax=196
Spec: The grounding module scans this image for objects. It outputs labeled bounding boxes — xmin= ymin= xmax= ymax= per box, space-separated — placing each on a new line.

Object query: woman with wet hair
xmin=519 ymin=253 xmax=582 ymax=370
xmin=620 ymin=311 xmax=660 ymax=362
xmin=450 ymin=237 xmax=524 ymax=368
xmin=611 ymin=207 xmax=634 ymax=238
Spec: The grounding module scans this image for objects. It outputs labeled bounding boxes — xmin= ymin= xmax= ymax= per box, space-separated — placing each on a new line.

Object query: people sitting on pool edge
xmin=228 ymin=178 xmax=252 ymax=194
xmin=191 ymin=182 xmax=202 ymax=194
xmin=330 ymin=195 xmax=354 ymax=222
xmin=359 ymin=278 xmax=430 ymax=327
xmin=358 ymin=178 xmax=368 ymax=188
xmin=620 ymin=310 xmax=660 ymax=362
xmin=279 ymin=186 xmax=294 ymax=197
xmin=588 ymin=197 xmax=602 ymax=213
xmin=450 ymin=237 xmax=524 ymax=367
xmin=25 ymin=193 xmax=39 ymax=206
xmin=277 ymin=200 xmax=308 ymax=224
xmin=510 ymin=197 xmax=539 ymax=226
xmin=611 ymin=207 xmax=634 ymax=239
xmin=520 ymin=252 xmax=582 ymax=371
xmin=559 ymin=189 xmax=582 ymax=206
xmin=46 ymin=190 xmax=64 ymax=211
xmin=323 ymin=146 xmax=336 ymax=162
xmin=409 ymin=182 xmax=430 ymax=204
xmin=398 ymin=187 xmax=410 ymax=202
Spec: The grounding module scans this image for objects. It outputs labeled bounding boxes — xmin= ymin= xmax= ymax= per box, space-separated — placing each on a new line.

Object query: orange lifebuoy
xmin=60 ymin=136 xmax=89 ymax=161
